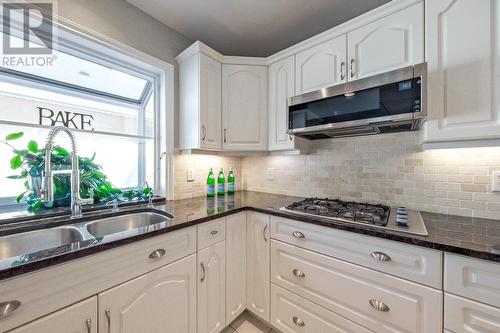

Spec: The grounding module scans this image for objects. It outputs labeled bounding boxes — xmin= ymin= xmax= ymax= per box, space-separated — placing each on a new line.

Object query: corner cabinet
xmin=295 ymin=35 xmax=347 ymax=95
xmin=98 ymin=254 xmax=197 ymax=333
xmin=246 ymin=212 xmax=271 ymax=322
xmin=347 ymin=2 xmax=424 ymax=81
xmin=268 ymin=56 xmax=295 ymax=151
xmin=424 ymin=0 xmax=500 ymax=143
xmin=8 ymin=297 xmax=97 ymax=333
xmin=222 ymin=65 xmax=268 ymax=151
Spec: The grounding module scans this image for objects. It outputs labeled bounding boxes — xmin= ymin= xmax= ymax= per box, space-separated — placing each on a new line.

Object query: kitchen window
xmin=0 ymin=18 xmax=173 ymax=206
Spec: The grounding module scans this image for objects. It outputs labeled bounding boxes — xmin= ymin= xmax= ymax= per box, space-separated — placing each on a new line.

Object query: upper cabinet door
xmin=269 ymin=56 xmax=295 ymax=151
xmin=424 ymin=0 xmax=500 ymax=142
xmin=200 ymin=53 xmax=222 ymax=150
xmin=222 ymin=65 xmax=267 ymax=151
xmin=347 ymin=2 xmax=424 ymax=80
xmin=98 ymin=254 xmax=197 ymax=333
xmin=295 ymin=35 xmax=347 ymax=95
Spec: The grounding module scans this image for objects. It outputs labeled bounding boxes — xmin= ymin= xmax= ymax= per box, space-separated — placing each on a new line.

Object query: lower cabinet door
xmin=445 ymin=293 xmax=500 ymax=333
xmin=198 ymin=241 xmax=226 ymax=333
xmin=247 ymin=212 xmax=271 ymax=323
xmin=98 ymin=254 xmax=197 ymax=333
xmin=271 ymin=284 xmax=373 ymax=333
xmin=8 ymin=297 xmax=97 ymax=333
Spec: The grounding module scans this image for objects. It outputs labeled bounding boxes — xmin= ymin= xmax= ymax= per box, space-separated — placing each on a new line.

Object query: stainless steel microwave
xmin=287 ymin=63 xmax=427 ymax=140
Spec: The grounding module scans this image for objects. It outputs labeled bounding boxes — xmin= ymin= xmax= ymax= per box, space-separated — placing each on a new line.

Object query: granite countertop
xmin=0 ymin=190 xmax=499 ymax=281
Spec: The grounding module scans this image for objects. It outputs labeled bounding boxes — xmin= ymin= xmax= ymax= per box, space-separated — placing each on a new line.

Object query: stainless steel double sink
xmin=0 ymin=211 xmax=172 ymax=260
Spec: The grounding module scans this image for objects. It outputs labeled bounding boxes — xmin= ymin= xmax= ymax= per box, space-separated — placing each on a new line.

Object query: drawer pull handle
xmin=292 ymin=269 xmax=305 ymax=278
xmin=210 ymin=230 xmax=218 ymax=235
xmin=369 ymin=299 xmax=390 ymax=312
xmin=0 ymin=300 xmax=21 ymax=320
xmin=370 ymin=251 xmax=391 ymax=262
xmin=293 ymin=316 xmax=305 ymax=327
xmin=105 ymin=308 xmax=111 ymax=333
xmin=86 ymin=318 xmax=92 ymax=333
xmin=200 ymin=262 xmax=206 ymax=283
xmin=149 ymin=248 xmax=166 ymax=259
xmin=292 ymin=231 xmax=305 ymax=239
xmin=263 ymin=224 xmax=268 ymax=242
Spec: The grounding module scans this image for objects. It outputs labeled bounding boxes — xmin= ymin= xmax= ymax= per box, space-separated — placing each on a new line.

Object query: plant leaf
xmin=7 ymin=174 xmax=26 ymax=179
xmin=53 ymin=146 xmax=70 ymax=156
xmin=16 ymin=192 xmax=27 ymax=203
xmin=5 ymin=132 xmax=23 ymax=141
xmin=27 ymin=140 xmax=38 ymax=153
xmin=32 ymin=199 xmax=42 ymax=210
xmin=24 ymin=180 xmax=30 ymax=190
xmin=10 ymin=155 xmax=22 ymax=169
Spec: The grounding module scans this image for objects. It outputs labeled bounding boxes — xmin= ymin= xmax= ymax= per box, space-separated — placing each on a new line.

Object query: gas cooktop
xmin=281 ymin=198 xmax=428 ymax=236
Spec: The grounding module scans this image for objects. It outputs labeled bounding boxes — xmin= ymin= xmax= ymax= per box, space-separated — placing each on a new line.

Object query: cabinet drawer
xmin=271 ymin=216 xmax=442 ymax=288
xmin=198 ymin=218 xmax=225 ymax=250
xmin=0 ymin=226 xmax=196 ymax=332
xmin=271 ymin=240 xmax=442 ymax=333
xmin=445 ymin=253 xmax=500 ymax=308
xmin=445 ymin=293 xmax=500 ymax=333
xmin=271 ymin=283 xmax=373 ymax=333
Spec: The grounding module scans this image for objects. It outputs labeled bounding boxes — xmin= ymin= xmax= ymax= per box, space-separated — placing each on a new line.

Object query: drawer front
xmin=271 ymin=240 xmax=442 ymax=333
xmin=271 ymin=283 xmax=373 ymax=333
xmin=445 ymin=293 xmax=500 ymax=333
xmin=198 ymin=218 xmax=226 ymax=250
xmin=0 ymin=226 xmax=196 ymax=332
xmin=271 ymin=216 xmax=442 ymax=288
xmin=445 ymin=253 xmax=500 ymax=308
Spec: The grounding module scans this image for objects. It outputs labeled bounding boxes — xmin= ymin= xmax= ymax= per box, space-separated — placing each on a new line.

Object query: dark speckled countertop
xmin=0 ymin=190 xmax=499 ymax=281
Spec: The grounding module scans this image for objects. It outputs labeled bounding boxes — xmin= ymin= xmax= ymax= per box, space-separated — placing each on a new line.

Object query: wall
xmin=242 ymin=132 xmax=500 ymax=219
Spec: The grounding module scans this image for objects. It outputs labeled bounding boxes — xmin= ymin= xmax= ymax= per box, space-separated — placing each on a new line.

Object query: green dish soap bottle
xmin=227 ymin=167 xmax=235 ymax=194
xmin=207 ymin=168 xmax=215 ymax=197
xmin=217 ymin=168 xmax=225 ymax=195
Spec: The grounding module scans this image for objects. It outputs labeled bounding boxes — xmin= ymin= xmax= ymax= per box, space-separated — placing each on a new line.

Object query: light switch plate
xmin=492 ymin=171 xmax=500 ymax=192
xmin=187 ymin=168 xmax=195 ymax=182
xmin=267 ymin=168 xmax=274 ymax=180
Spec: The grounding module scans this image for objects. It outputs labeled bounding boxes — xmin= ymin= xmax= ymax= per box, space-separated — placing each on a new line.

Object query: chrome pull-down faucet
xmin=42 ymin=126 xmax=93 ymax=218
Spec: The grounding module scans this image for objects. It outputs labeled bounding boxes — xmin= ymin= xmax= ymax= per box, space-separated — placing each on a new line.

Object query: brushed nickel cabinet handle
xmin=224 ymin=128 xmax=227 ymax=143
xmin=292 ymin=231 xmax=305 ymax=239
xmin=340 ymin=61 xmax=346 ymax=80
xmin=292 ymin=269 xmax=305 ymax=278
xmin=350 ymin=58 xmax=355 ymax=78
xmin=293 ymin=316 xmax=305 ymax=327
xmin=149 ymin=248 xmax=166 ymax=259
xmin=370 ymin=251 xmax=391 ymax=262
xmin=369 ymin=299 xmax=390 ymax=312
xmin=86 ymin=318 xmax=92 ymax=333
xmin=0 ymin=300 xmax=21 ymax=320
xmin=105 ymin=308 xmax=111 ymax=333
xmin=262 ymin=224 xmax=268 ymax=242
xmin=202 ymin=125 xmax=207 ymax=141
xmin=200 ymin=262 xmax=206 ymax=283
xmin=210 ymin=230 xmax=218 ymax=235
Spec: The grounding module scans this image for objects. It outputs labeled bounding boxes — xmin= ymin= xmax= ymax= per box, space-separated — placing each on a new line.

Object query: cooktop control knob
xmin=396 ymin=207 xmax=409 ymax=227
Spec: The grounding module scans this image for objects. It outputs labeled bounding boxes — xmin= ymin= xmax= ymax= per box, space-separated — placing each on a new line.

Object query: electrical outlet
xmin=492 ymin=171 xmax=500 ymax=192
xmin=267 ymin=168 xmax=274 ymax=180
xmin=187 ymin=168 xmax=195 ymax=182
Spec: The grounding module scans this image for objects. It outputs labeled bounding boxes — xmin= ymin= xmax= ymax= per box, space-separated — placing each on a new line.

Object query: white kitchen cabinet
xmin=347 ymin=2 xmax=424 ymax=80
xmin=246 ymin=212 xmax=271 ymax=323
xmin=179 ymin=52 xmax=222 ymax=150
xmin=198 ymin=241 xmax=226 ymax=333
xmin=424 ymin=0 xmax=500 ymax=142
xmin=268 ymin=56 xmax=295 ymax=151
xmin=445 ymin=293 xmax=500 ymax=333
xmin=98 ymin=254 xmax=197 ymax=333
xmin=222 ymin=64 xmax=267 ymax=151
xmin=8 ymin=297 xmax=97 ymax=333
xmin=295 ymin=35 xmax=347 ymax=95
xmin=225 ymin=212 xmax=247 ymax=325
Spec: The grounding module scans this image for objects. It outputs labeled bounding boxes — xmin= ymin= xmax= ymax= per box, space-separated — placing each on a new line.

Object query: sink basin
xmin=85 ymin=212 xmax=170 ymax=238
xmin=0 ymin=226 xmax=85 ymax=259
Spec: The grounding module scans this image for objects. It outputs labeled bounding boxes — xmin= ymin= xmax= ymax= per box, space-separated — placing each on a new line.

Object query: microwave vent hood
xmin=287 ymin=63 xmax=427 ymax=140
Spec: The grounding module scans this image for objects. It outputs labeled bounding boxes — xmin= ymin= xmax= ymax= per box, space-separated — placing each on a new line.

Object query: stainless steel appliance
xmin=288 ymin=63 xmax=427 ymax=139
xmin=281 ymin=198 xmax=428 ymax=236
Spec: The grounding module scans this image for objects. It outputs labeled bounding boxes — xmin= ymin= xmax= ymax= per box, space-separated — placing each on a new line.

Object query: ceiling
xmin=126 ymin=0 xmax=390 ymax=57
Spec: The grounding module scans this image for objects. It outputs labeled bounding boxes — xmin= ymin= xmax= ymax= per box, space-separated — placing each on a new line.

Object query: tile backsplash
xmin=241 ymin=132 xmax=500 ymax=219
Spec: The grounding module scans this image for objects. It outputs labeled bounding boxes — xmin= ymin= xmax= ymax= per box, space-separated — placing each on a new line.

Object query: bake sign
xmin=38 ymin=107 xmax=95 ymax=131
